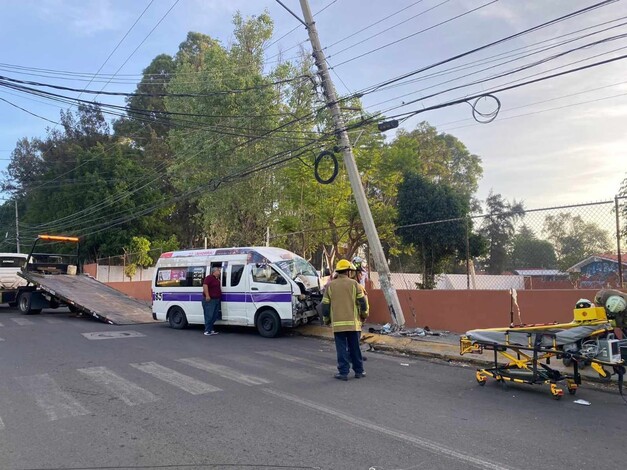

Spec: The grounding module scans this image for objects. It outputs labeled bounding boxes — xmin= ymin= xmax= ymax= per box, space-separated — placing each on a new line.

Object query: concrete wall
xmin=366 ymin=289 xmax=619 ymax=333
xmin=99 ymin=276 xmax=623 ymax=334
xmin=107 ymin=280 xmax=152 ymax=302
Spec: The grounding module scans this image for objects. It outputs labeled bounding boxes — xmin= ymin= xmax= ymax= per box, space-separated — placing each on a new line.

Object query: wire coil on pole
xmin=314 ymin=150 xmax=339 ymax=184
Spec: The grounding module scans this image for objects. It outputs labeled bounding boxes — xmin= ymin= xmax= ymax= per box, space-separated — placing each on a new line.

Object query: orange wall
xmin=101 ymin=277 xmax=620 ymax=334
xmin=367 ymin=289 xmax=618 ymax=333
xmin=107 ymin=280 xmax=152 ymax=302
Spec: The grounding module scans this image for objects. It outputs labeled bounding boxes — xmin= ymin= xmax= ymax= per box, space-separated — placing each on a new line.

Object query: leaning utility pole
xmin=15 ymin=199 xmax=20 ymax=253
xmin=299 ymin=0 xmax=405 ymax=327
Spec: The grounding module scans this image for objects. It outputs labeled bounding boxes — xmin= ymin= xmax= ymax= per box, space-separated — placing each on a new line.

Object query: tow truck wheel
xmin=18 ymin=292 xmax=42 ymax=315
xmin=168 ymin=306 xmax=188 ymax=330
xmin=256 ymin=309 xmax=281 ymax=338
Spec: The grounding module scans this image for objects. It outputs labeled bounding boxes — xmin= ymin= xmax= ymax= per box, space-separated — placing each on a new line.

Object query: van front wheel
xmin=256 ymin=310 xmax=281 ymax=338
xmin=168 ymin=306 xmax=188 ymax=329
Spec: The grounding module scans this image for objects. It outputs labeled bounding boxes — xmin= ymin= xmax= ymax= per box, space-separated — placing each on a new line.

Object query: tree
xmin=479 ymin=192 xmax=525 ymax=274
xmin=124 ymin=237 xmax=154 ymax=281
xmin=509 ymin=225 xmax=557 ymax=269
xmin=397 ymin=173 xmax=471 ymax=288
xmin=542 ymin=213 xmax=612 ymax=270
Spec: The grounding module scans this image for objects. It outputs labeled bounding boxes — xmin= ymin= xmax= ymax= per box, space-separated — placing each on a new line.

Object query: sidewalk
xmin=295 ymin=323 xmax=620 ymax=386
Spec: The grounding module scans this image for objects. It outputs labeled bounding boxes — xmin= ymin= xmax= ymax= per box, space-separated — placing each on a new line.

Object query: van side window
xmin=251 ymin=265 xmax=286 ymax=284
xmin=231 ymin=264 xmax=244 ymax=286
xmin=156 ymin=266 xmax=205 ymax=287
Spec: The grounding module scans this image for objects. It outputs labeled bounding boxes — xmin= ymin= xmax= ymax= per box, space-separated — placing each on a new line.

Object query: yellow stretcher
xmin=460 ymin=305 xmax=625 ymax=400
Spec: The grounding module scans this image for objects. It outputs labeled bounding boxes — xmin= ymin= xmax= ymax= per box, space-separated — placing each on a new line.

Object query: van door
xmin=220 ymin=262 xmax=248 ymax=324
xmin=248 ymin=264 xmax=292 ymax=321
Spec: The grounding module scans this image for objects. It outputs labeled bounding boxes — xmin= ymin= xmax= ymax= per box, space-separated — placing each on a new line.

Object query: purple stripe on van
xmin=155 ymin=292 xmax=292 ymax=303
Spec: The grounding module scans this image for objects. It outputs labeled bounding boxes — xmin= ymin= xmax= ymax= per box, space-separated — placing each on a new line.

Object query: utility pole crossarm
xmin=299 ymin=0 xmax=405 ymax=327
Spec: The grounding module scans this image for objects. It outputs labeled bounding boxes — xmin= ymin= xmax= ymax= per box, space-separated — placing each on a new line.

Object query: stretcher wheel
xmin=476 ymin=371 xmax=487 ymax=386
xmin=550 ymin=383 xmax=564 ymax=400
xmin=567 ymin=380 xmax=577 ymax=395
xmin=598 ymin=368 xmax=613 ymax=382
xmin=568 ymin=387 xmax=577 ymax=395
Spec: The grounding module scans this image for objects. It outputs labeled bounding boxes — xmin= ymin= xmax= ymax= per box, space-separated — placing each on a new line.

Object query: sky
xmin=0 ymin=0 xmax=626 ymax=213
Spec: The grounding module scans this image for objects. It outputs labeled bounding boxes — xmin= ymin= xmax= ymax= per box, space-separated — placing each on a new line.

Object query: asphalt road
xmin=1 ymin=305 xmax=626 ymax=470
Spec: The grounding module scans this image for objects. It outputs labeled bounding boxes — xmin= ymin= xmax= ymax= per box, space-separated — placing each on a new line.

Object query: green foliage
xmin=397 ymin=173 xmax=471 ymax=288
xmin=0 ymin=12 xmax=487 ymax=272
xmin=479 ymin=192 xmax=525 ymax=274
xmin=542 ymin=213 xmax=611 ymax=271
xmin=508 ymin=225 xmax=557 ymax=269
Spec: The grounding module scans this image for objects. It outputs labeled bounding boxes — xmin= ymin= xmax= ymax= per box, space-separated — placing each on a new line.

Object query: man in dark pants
xmin=321 ymin=259 xmax=369 ymax=381
xmin=202 ymin=267 xmax=222 ymax=336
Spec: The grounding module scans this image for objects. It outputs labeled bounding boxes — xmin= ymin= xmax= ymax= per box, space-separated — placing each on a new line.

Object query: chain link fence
xmin=377 ymin=196 xmax=626 ymax=290
xmin=94 ymin=247 xmax=163 ymax=283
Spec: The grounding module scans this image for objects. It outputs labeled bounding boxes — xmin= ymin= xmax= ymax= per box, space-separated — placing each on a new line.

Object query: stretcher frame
xmin=460 ymin=316 xmax=623 ymax=400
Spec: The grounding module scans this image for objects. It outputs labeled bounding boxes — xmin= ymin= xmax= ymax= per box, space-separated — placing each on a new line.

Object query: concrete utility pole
xmin=299 ymin=0 xmax=405 ymax=327
xmin=15 ymin=199 xmax=20 ymax=253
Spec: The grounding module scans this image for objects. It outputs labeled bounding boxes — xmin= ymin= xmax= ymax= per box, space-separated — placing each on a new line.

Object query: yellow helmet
xmin=335 ymin=259 xmax=356 ymax=271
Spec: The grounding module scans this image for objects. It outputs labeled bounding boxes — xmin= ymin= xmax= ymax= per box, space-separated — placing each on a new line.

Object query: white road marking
xmin=226 ymin=354 xmax=315 ymax=380
xmin=262 ymin=389 xmax=515 ymax=470
xmin=257 ymin=350 xmax=335 ymax=372
xmin=78 ymin=366 xmax=159 ymax=406
xmin=0 ymin=337 xmax=4 ymax=342
xmin=0 ymin=415 xmax=4 ymax=430
xmin=45 ymin=318 xmax=63 ymax=324
xmin=16 ymin=374 xmax=90 ymax=421
xmin=11 ymin=317 xmax=34 ymax=326
xmin=0 ymin=322 xmax=4 ymax=327
xmin=130 ymin=362 xmax=220 ymax=395
xmin=179 ymin=358 xmax=270 ymax=386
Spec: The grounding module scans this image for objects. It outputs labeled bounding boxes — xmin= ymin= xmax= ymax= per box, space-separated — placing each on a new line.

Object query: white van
xmin=152 ymin=247 xmax=322 ymax=337
xmin=0 ymin=253 xmax=28 ymax=306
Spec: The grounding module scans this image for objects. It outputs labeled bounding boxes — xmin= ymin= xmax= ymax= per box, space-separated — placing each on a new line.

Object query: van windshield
xmin=275 ymin=257 xmax=317 ymax=279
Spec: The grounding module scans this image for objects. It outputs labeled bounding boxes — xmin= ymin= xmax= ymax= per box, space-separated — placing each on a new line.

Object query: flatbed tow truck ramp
xmin=15 ymin=235 xmax=154 ymax=325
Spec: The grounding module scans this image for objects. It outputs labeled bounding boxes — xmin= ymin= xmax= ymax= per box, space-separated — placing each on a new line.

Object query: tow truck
xmin=14 ymin=235 xmax=153 ymax=325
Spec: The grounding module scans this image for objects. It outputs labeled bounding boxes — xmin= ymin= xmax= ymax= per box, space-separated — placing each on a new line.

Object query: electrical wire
xmin=373 ymin=32 xmax=627 ymax=117
xmin=0 ymin=74 xmax=309 ymax=98
xmin=382 ymin=52 xmax=627 ymax=124
xmin=76 ymin=0 xmax=154 ymax=101
xmin=93 ymin=0 xmax=180 ymax=100
xmin=332 ymin=0 xmax=499 ymax=67
xmin=352 ymin=0 xmax=620 ymax=96
xmin=323 ymin=0 xmax=427 ymax=50
xmin=326 ymin=0 xmax=450 ymax=59
xmin=365 ymin=16 xmax=627 ymax=109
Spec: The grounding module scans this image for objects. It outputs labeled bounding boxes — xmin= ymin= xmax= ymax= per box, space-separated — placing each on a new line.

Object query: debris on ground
xmin=368 ymin=324 xmax=449 ymax=338
xmin=574 ymin=399 xmax=591 ymax=406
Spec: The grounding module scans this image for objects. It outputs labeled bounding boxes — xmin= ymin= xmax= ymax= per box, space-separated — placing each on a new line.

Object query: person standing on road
xmin=202 ymin=267 xmax=222 ymax=336
xmin=322 ymin=259 xmax=368 ymax=381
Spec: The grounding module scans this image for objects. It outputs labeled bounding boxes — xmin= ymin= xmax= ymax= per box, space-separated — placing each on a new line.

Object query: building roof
xmin=567 ymin=254 xmax=627 ymax=272
xmin=513 ymin=269 xmax=568 ymax=276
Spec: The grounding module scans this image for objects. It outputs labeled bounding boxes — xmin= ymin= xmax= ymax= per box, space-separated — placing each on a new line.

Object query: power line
xmin=0 ymin=96 xmax=59 ymax=125
xmin=383 ymin=52 xmax=627 ymax=122
xmin=324 ymin=0 xmax=427 ymax=50
xmin=365 ymin=15 xmax=627 ymax=108
xmin=93 ymin=0 xmax=180 ymax=99
xmin=353 ymin=0 xmax=620 ymax=96
xmin=374 ymin=32 xmax=627 ymax=116
xmin=77 ymin=0 xmax=154 ymax=101
xmin=332 ymin=0 xmax=499 ymax=67
xmin=326 ymin=0 xmax=450 ymax=59
xmin=0 ymin=74 xmax=308 ymax=98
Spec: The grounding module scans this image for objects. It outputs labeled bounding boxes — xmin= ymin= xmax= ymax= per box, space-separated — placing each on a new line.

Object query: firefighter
xmin=322 ymin=259 xmax=369 ymax=381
